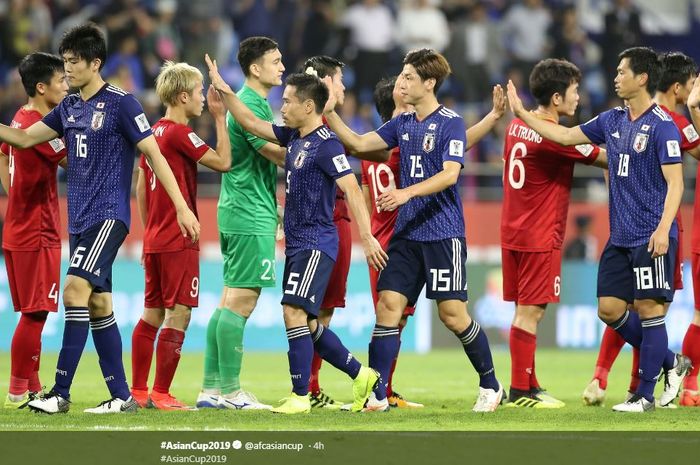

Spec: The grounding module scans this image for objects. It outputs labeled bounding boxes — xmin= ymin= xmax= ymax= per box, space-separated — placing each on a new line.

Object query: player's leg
xmin=680 ymin=253 xmax=700 ymax=406
xmin=386 ymin=309 xmax=423 ymax=408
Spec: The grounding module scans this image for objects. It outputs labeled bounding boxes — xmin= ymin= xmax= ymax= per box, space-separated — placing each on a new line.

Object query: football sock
xmin=594 ymin=325 xmax=626 ymax=389
xmin=153 ymin=328 xmax=185 ymax=394
xmin=202 ymin=308 xmax=222 ymax=391
xmin=216 ymin=310 xmax=247 ymax=394
xmin=682 ymin=323 xmax=700 ymax=391
xmin=509 ymin=325 xmax=535 ymax=392
xmin=368 ymin=325 xmax=400 ymax=400
xmin=309 ymin=352 xmax=323 ymax=395
xmin=130 ymin=318 xmax=158 ymax=391
xmin=530 ymin=352 xmax=541 ymax=390
xmin=609 ymin=309 xmax=642 ymax=347
xmin=386 ymin=326 xmax=404 ymax=398
xmin=286 ymin=326 xmax=313 ymax=396
xmin=637 ymin=316 xmax=668 ymax=402
xmin=629 ymin=347 xmax=640 ymax=393
xmin=458 ymin=320 xmax=499 ymax=391
xmin=91 ymin=313 xmax=131 ymax=401
xmin=54 ymin=306 xmax=90 ymax=399
xmin=9 ymin=312 xmax=47 ymax=396
xmin=311 ymin=324 xmax=361 ymax=379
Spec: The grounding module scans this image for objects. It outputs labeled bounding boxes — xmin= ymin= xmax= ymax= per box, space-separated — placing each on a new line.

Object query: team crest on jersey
xmin=304 ymin=141 xmax=311 ymax=148
xmin=96 ymin=102 xmax=105 ymax=109
xmin=428 ymin=123 xmax=437 ymax=130
xmin=91 ymin=111 xmax=105 ymax=130
xmin=294 ymin=150 xmax=307 ymax=168
xmin=633 ymin=133 xmax=648 ymax=153
xmin=423 ymin=133 xmax=435 ymax=153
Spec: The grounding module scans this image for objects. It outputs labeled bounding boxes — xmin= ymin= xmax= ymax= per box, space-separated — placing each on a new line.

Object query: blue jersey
xmin=580 ymin=104 xmax=682 ymax=248
xmin=43 ymin=83 xmax=152 ymax=233
xmin=273 ymin=124 xmax=353 ymax=259
xmin=375 ymin=105 xmax=467 ymax=242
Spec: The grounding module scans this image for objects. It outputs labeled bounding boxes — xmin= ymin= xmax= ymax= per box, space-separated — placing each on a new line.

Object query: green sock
xmin=202 ymin=308 xmax=223 ymax=390
xmin=217 ymin=310 xmax=247 ymax=394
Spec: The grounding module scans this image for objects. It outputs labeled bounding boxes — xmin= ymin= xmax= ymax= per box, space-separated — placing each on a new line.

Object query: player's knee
xmin=438 ymin=309 xmax=467 ymax=332
xmin=164 ymin=306 xmax=191 ymax=331
xmin=222 ymin=294 xmax=258 ymax=318
xmin=283 ymin=305 xmax=307 ymax=327
xmin=635 ymin=299 xmax=665 ymax=319
xmin=88 ymin=293 xmax=112 ymax=318
xmin=63 ymin=279 xmax=91 ymax=307
xmin=141 ymin=308 xmax=165 ymax=328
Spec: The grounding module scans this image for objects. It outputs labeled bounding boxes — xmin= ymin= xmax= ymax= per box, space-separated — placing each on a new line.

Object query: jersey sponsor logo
xmin=448 ymin=139 xmax=464 ymax=157
xmin=575 ymin=144 xmax=594 ymax=157
xmin=422 ymin=133 xmax=435 ymax=153
xmin=332 ymin=154 xmax=351 ymax=173
xmin=188 ymin=132 xmax=205 ymax=148
xmin=632 ymin=133 xmax=648 ymax=153
xmin=49 ymin=138 xmax=65 ymax=153
xmin=96 ymin=102 xmax=105 ymax=109
xmin=683 ymin=124 xmax=699 ymax=143
xmin=293 ymin=150 xmax=307 ymax=168
xmin=667 ymin=140 xmax=681 ymax=157
xmin=67 ymin=115 xmax=76 ymax=123
xmin=154 ymin=126 xmax=166 ymax=137
xmin=91 ymin=111 xmax=105 ymax=130
xmin=641 ymin=124 xmax=650 ymax=132
xmin=304 ymin=141 xmax=311 ymax=148
xmin=401 ymin=133 xmax=409 ymax=141
xmin=611 ymin=131 xmax=620 ymax=138
xmin=135 ymin=113 xmax=150 ymax=133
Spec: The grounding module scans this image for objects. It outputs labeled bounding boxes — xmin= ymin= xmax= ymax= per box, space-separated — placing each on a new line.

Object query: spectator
xmin=602 ymin=0 xmax=641 ymax=99
xmin=500 ymin=0 xmax=551 ymax=81
xmin=395 ymin=0 xmax=450 ymax=54
xmin=564 ymin=215 xmax=598 ymax=261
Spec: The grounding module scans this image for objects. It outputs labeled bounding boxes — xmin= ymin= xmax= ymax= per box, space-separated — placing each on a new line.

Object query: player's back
xmin=360 ymin=147 xmax=400 ymax=247
xmin=1 ymin=107 xmax=65 ymax=251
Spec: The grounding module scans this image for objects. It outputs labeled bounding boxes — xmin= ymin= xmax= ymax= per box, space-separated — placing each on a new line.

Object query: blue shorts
xmin=281 ymin=249 xmax=334 ymax=316
xmin=377 ymin=237 xmax=468 ymax=306
xmin=597 ymin=239 xmax=677 ymax=303
xmin=68 ymin=219 xmax=128 ymax=293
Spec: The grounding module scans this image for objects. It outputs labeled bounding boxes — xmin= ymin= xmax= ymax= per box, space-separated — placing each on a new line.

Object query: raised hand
xmin=205 ymin=54 xmax=233 ymax=95
xmin=322 ymin=75 xmax=337 ymax=114
xmin=206 ymin=84 xmax=226 ymax=119
xmin=688 ymin=74 xmax=700 ymax=109
xmin=490 ymin=84 xmax=506 ymax=119
xmin=506 ymin=79 xmax=526 ymax=117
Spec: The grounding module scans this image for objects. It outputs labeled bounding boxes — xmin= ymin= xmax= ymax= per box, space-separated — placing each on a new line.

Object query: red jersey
xmin=0 ymin=107 xmax=66 ymax=251
xmin=501 ymin=115 xmax=600 ymax=252
xmin=141 ymin=119 xmax=209 ymax=253
xmin=360 ymin=148 xmax=400 ymax=247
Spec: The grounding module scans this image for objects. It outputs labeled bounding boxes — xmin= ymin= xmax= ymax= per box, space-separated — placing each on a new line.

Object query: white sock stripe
xmin=372 ymin=328 xmax=399 ymax=337
xmin=65 ymin=316 xmax=90 ymax=321
xmin=312 ymin=325 xmax=325 ymax=342
xmin=90 ymin=315 xmax=116 ymax=330
xmin=460 ymin=323 xmax=481 ymax=345
xmin=299 ymin=251 xmax=320 ymax=298
xmin=287 ymin=330 xmax=311 ymax=340
xmin=612 ymin=310 xmax=630 ymax=331
xmin=65 ymin=309 xmax=89 ymax=315
xmin=84 ymin=220 xmax=115 ymax=272
xmin=286 ymin=326 xmax=310 ymax=336
xmin=641 ymin=317 xmax=665 ymax=327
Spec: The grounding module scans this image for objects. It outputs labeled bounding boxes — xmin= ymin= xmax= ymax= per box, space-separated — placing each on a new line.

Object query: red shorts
xmin=320 ymin=217 xmax=351 ymax=309
xmin=4 ymin=248 xmax=60 ymax=313
xmin=368 ymin=265 xmax=415 ymax=317
xmin=502 ymin=248 xmax=562 ymax=305
xmin=674 ymin=229 xmax=683 ymax=290
xmin=144 ymin=249 xmax=200 ymax=309
xmin=692 ymin=253 xmax=700 ymax=309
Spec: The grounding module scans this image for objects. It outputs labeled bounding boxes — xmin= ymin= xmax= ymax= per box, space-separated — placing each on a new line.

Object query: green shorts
xmin=220 ymin=233 xmax=277 ymax=288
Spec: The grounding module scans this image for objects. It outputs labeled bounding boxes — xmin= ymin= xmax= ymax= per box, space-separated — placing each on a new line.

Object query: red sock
xmin=510 ymin=326 xmax=536 ymax=392
xmin=682 ymin=323 xmax=700 ymax=391
xmin=153 ymin=328 xmax=185 ymax=394
xmin=387 ymin=326 xmax=404 ymax=397
xmin=629 ymin=347 xmax=640 ymax=392
xmin=530 ymin=352 xmax=540 ymax=390
xmin=309 ymin=352 xmax=323 ymax=395
xmin=131 ymin=319 xmax=158 ymax=391
xmin=593 ymin=326 xmax=626 ymax=389
xmin=9 ymin=312 xmax=47 ymax=396
xmin=29 ymin=344 xmax=42 ymax=392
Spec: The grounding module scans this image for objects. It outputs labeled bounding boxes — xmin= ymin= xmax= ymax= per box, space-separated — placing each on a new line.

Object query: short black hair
xmin=373 ymin=76 xmax=397 ymax=123
xmin=657 ymin=52 xmax=697 ymax=93
xmin=18 ymin=52 xmax=64 ymax=97
xmin=58 ymin=23 xmax=107 ymax=70
xmin=285 ymin=73 xmax=328 ymax=115
xmin=529 ymin=58 xmax=582 ymax=106
xmin=618 ymin=47 xmax=661 ymax=94
xmin=238 ymin=36 xmax=279 ymax=78
xmin=403 ymin=48 xmax=451 ymax=94
xmin=302 ymin=55 xmax=344 ymax=79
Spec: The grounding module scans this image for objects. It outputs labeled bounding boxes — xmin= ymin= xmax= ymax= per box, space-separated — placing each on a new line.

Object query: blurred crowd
xmin=0 ymin=0 xmax=697 ymax=198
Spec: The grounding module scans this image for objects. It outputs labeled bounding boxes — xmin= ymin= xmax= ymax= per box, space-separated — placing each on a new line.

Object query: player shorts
xmin=281 ymin=249 xmax=335 ymax=316
xmin=144 ymin=249 xmax=199 ymax=309
xmin=4 ymin=247 xmax=60 ymax=313
xmin=68 ymin=219 xmax=128 ymax=293
xmin=501 ymin=248 xmax=562 ymax=305
xmin=377 ymin=237 xmax=468 ymax=307
xmin=368 ymin=265 xmax=415 ymax=317
xmin=692 ymin=253 xmax=700 ymax=309
xmin=220 ymin=232 xmax=276 ymax=288
xmin=597 ymin=239 xmax=677 ymax=303
xmin=320 ymin=217 xmax=351 ymax=309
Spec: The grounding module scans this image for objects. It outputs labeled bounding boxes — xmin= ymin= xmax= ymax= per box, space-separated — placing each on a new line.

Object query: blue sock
xmin=458 ymin=320 xmax=499 ymax=391
xmin=368 ymin=325 xmax=400 ymax=400
xmin=286 ymin=326 xmax=313 ymax=396
xmin=662 ymin=349 xmax=676 ymax=372
xmin=637 ymin=316 xmax=668 ymax=402
xmin=311 ymin=324 xmax=361 ymax=379
xmin=609 ymin=309 xmax=642 ymax=347
xmin=91 ymin=313 xmax=130 ymax=400
xmin=53 ymin=307 xmax=90 ymax=399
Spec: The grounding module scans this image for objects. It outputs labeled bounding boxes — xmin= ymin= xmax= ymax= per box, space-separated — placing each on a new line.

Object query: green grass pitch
xmin=0 ymin=348 xmax=698 ymax=431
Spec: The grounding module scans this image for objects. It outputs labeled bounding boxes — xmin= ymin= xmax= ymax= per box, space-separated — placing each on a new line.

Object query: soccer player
xmin=582 ymin=52 xmax=700 ymax=407
xmin=0 ymin=23 xmax=200 ymax=415
xmin=502 ymin=58 xmax=606 ymax=408
xmin=324 ymin=48 xmax=504 ymax=412
xmin=206 ymin=54 xmax=387 ymax=414
xmin=194 ymin=37 xmax=285 ymax=411
xmin=508 ymin=47 xmax=690 ymax=412
xmin=130 ymin=61 xmax=232 ymax=410
xmin=0 ymin=53 xmax=68 ymax=409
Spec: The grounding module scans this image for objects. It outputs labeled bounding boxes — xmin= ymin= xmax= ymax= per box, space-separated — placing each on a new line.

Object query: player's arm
xmin=58 ymin=157 xmax=68 ymax=169
xmin=336 ymin=173 xmax=388 ymax=271
xmin=138 ymin=136 xmax=200 ymax=242
xmin=465 ymin=84 xmax=505 ymax=150
xmin=507 ymin=80 xmax=591 ymax=146
xmin=322 ymin=110 xmax=389 ymax=157
xmin=0 ymin=121 xmax=58 ymax=149
xmin=205 ymin=54 xmax=277 ymax=143
xmin=198 ymin=85 xmax=232 ymax=172
xmin=688 ymin=74 xmax=700 ymax=137
xmin=0 ymin=150 xmax=9 ymax=194
xmin=648 ymin=162 xmax=683 ymax=258
xmin=256 ymin=143 xmax=286 ymax=167
xmin=592 ymin=148 xmax=608 ymax=168
xmin=135 ymin=167 xmax=147 ymax=228
xmin=377 ymin=160 xmax=461 ymax=212
xmin=362 ymin=185 xmax=372 ymax=216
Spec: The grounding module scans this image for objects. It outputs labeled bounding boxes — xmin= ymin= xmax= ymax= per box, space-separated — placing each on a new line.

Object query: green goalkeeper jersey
xmin=217 ymin=85 xmax=278 ymax=235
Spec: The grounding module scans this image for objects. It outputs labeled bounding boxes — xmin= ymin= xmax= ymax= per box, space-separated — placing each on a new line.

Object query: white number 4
xmin=48 ymin=282 xmax=58 ymax=304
